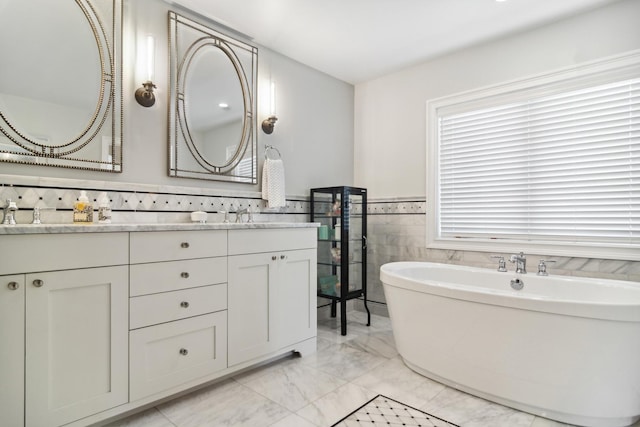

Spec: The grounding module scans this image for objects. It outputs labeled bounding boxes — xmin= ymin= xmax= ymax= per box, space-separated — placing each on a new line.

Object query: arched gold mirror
xmin=169 ymin=11 xmax=257 ymax=183
xmin=0 ymin=0 xmax=122 ymax=171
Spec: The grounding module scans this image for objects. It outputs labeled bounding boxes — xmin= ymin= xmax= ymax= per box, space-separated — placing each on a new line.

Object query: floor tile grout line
xmin=154 ymin=405 xmax=178 ymax=427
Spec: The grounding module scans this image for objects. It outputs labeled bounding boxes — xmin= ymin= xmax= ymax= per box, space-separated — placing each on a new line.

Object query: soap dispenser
xmin=73 ymin=191 xmax=93 ymax=223
xmin=97 ymin=192 xmax=112 ymax=224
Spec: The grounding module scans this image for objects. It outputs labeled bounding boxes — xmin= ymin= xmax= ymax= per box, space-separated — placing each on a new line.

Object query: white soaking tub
xmin=380 ymin=261 xmax=640 ymax=427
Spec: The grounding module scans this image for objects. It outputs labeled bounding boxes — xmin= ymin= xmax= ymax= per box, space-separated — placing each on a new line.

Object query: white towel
xmin=262 ymin=158 xmax=286 ymax=208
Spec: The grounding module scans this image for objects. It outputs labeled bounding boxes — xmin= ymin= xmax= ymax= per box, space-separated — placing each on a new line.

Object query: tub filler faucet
xmin=509 ymin=252 xmax=527 ymax=274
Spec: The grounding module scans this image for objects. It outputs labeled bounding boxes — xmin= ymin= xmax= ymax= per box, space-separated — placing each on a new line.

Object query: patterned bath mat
xmin=331 ymin=394 xmax=460 ymax=427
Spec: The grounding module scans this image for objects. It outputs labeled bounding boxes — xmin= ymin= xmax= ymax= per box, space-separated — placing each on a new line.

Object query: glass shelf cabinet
xmin=310 ymin=186 xmax=370 ymax=335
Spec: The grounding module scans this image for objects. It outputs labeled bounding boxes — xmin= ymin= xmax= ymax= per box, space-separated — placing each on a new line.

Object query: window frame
xmin=426 ymin=50 xmax=640 ymax=261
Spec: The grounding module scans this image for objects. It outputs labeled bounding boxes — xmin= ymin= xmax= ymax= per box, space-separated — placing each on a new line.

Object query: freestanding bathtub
xmin=380 ymin=261 xmax=640 ymax=427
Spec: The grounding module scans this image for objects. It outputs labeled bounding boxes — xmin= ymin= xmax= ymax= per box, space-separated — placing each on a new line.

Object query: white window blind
xmin=437 ymin=77 xmax=640 ymax=246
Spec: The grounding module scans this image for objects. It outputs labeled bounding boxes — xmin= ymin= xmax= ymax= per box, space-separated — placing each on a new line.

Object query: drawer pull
xmin=179 ymin=348 xmax=189 ymax=356
xmin=180 ymin=242 xmax=190 ymax=248
xmin=32 ymin=279 xmax=44 ymax=288
xmin=181 ymin=272 xmax=190 ymax=279
xmin=180 ymin=301 xmax=190 ymax=308
xmin=7 ymin=281 xmax=19 ymax=290
xmin=280 ymin=255 xmax=287 ymax=260
xmin=272 ymin=255 xmax=277 ymax=261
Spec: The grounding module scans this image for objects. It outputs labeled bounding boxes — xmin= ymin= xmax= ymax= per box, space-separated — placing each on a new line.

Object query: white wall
xmin=354 ymin=0 xmax=640 ymax=199
xmin=1 ymin=0 xmax=354 ymax=198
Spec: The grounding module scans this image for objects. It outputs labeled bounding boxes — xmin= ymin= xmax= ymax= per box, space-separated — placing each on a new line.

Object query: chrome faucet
xmin=509 ymin=252 xmax=527 ymax=274
xmin=31 ymin=206 xmax=56 ymax=224
xmin=235 ymin=207 xmax=253 ymax=223
xmin=2 ymin=199 xmax=18 ymax=225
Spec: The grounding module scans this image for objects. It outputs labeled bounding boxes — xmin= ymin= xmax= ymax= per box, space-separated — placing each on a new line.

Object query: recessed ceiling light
xmin=218 ymin=103 xmax=229 ymax=109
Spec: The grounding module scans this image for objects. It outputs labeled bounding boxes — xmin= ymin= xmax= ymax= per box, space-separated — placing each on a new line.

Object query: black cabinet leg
xmin=340 ymin=299 xmax=347 ymax=335
xmin=364 ymin=298 xmax=371 ymax=326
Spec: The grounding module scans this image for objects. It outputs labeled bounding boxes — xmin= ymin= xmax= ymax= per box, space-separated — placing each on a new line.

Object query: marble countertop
xmin=0 ymin=222 xmax=320 ymax=235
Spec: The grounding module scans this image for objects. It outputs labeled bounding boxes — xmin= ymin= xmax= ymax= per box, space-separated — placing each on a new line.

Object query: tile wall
xmin=3 ymin=176 xmax=639 ymax=319
xmin=362 ymin=198 xmax=640 ymax=316
xmin=0 ymin=176 xmax=309 ymax=225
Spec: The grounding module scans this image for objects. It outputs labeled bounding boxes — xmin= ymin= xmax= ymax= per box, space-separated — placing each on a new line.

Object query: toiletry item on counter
xmin=191 ymin=211 xmax=208 ymax=223
xmin=73 ymin=190 xmax=93 ymax=223
xmin=334 ymin=224 xmax=341 ymax=241
xmin=98 ymin=192 xmax=112 ymax=224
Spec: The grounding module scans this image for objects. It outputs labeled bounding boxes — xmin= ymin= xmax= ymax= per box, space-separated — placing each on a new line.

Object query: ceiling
xmin=168 ymin=0 xmax=621 ymax=84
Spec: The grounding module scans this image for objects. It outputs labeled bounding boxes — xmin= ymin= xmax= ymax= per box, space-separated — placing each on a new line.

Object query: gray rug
xmin=331 ymin=394 xmax=460 ymax=427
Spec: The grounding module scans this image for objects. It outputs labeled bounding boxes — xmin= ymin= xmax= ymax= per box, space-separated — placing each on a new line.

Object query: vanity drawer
xmin=130 ymin=230 xmax=227 ymax=264
xmin=130 ymin=284 xmax=227 ymax=329
xmin=1 ymin=232 xmax=128 ymax=275
xmin=130 ymin=257 xmax=227 ymax=296
xmin=228 ymin=228 xmax=316 ymax=255
xmin=129 ymin=311 xmax=227 ymax=401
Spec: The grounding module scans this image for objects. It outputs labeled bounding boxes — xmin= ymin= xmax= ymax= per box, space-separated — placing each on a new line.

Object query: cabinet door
xmin=228 ymin=252 xmax=275 ymax=366
xmin=0 ymin=275 xmax=25 ymax=427
xmin=228 ymin=249 xmax=317 ymax=366
xmin=275 ymin=249 xmax=317 ymax=348
xmin=25 ymin=266 xmax=129 ymax=427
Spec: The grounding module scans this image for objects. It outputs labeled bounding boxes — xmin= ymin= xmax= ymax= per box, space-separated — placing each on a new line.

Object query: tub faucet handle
xmin=491 ymin=256 xmax=507 ymax=272
xmin=537 ymin=259 xmax=556 ymax=276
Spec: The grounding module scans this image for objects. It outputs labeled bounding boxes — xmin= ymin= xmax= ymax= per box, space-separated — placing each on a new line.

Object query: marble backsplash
xmin=3 ymin=175 xmax=639 ymax=319
xmin=0 ymin=175 xmax=309 ymax=225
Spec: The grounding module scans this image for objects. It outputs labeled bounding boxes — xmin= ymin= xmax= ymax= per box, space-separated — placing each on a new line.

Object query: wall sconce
xmin=135 ymin=35 xmax=156 ymax=107
xmin=261 ymin=81 xmax=278 ymax=134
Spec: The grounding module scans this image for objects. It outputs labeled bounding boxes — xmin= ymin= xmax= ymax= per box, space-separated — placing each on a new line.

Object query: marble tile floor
xmin=105 ymin=311 xmax=640 ymax=427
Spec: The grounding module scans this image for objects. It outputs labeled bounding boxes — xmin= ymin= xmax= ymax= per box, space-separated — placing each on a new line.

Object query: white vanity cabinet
xmin=228 ymin=228 xmax=317 ymax=366
xmin=0 ymin=233 xmax=129 ymax=427
xmin=128 ymin=230 xmax=228 ymax=401
xmin=1 ymin=225 xmax=317 ymax=427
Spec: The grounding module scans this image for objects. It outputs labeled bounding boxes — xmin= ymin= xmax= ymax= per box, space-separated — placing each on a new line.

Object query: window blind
xmin=438 ymin=77 xmax=640 ymax=245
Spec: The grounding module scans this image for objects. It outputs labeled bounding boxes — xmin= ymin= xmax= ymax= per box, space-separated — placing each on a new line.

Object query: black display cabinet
xmin=310 ymin=186 xmax=370 ymax=335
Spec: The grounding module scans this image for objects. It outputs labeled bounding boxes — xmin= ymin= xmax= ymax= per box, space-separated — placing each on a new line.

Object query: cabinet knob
xmin=181 ymin=242 xmax=190 ymax=248
xmin=7 ymin=281 xmax=19 ymax=290
xmin=181 ymin=272 xmax=190 ymax=279
xmin=32 ymin=279 xmax=44 ymax=288
xmin=179 ymin=348 xmax=189 ymax=356
xmin=180 ymin=301 xmax=190 ymax=308
xmin=280 ymin=255 xmax=286 ymax=260
xmin=272 ymin=255 xmax=277 ymax=261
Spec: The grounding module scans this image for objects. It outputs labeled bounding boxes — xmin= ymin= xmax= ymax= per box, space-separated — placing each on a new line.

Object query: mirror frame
xmin=168 ymin=11 xmax=258 ymax=184
xmin=0 ymin=0 xmax=123 ymax=172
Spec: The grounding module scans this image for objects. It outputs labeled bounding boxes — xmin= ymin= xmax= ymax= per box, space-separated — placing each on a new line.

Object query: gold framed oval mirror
xmin=0 ymin=0 xmax=122 ymax=172
xmin=169 ymin=11 xmax=258 ymax=183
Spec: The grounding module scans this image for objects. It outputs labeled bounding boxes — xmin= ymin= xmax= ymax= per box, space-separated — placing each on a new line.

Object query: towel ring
xmin=265 ymin=145 xmax=281 ymax=160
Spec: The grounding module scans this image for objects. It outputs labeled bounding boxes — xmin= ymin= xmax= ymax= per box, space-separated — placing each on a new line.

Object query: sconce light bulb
xmin=136 ymin=34 xmax=156 ymax=107
xmin=269 ymin=81 xmax=276 ymax=116
xmin=146 ymin=35 xmax=155 ymax=82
